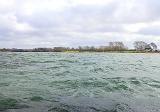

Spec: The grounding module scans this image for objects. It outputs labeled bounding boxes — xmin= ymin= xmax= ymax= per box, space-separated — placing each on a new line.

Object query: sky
xmin=0 ymin=0 xmax=160 ymax=48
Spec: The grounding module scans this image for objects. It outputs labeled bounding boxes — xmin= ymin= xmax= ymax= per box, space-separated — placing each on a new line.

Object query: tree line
xmin=0 ymin=41 xmax=158 ymax=52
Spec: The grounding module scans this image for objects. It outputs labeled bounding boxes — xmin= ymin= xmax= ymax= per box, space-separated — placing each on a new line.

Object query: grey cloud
xmin=138 ymin=25 xmax=160 ymax=36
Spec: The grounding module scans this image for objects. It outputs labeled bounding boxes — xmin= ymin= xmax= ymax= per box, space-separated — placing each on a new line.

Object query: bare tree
xmin=150 ymin=42 xmax=157 ymax=51
xmin=133 ymin=41 xmax=148 ymax=50
xmin=109 ymin=41 xmax=126 ymax=51
xmin=109 ymin=42 xmax=114 ymax=48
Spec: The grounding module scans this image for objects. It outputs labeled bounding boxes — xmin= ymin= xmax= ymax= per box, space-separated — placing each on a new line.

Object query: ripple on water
xmin=0 ymin=98 xmax=29 ymax=111
xmin=58 ymin=59 xmax=78 ymax=63
xmin=48 ymin=96 xmax=152 ymax=112
xmin=0 ymin=83 xmax=10 ymax=87
xmin=30 ymin=96 xmax=44 ymax=102
xmin=49 ymin=77 xmax=135 ymax=96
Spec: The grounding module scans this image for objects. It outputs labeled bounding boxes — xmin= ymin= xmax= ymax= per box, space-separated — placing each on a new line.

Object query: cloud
xmin=0 ymin=0 xmax=160 ymax=48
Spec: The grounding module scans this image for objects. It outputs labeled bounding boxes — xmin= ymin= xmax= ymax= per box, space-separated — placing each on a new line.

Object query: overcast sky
xmin=0 ymin=0 xmax=160 ymax=48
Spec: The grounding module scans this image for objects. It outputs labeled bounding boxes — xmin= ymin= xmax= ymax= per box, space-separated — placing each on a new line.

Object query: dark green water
xmin=0 ymin=52 xmax=160 ymax=112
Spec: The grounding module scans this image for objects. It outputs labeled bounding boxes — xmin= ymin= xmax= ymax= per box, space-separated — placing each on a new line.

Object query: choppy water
xmin=0 ymin=52 xmax=160 ymax=112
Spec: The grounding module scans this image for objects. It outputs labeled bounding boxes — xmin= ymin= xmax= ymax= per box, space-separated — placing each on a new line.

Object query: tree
xmin=109 ymin=41 xmax=126 ymax=51
xmin=78 ymin=46 xmax=83 ymax=51
xmin=150 ymin=42 xmax=157 ymax=51
xmin=54 ymin=47 xmax=66 ymax=52
xmin=90 ymin=46 xmax=96 ymax=51
xmin=133 ymin=41 xmax=148 ymax=50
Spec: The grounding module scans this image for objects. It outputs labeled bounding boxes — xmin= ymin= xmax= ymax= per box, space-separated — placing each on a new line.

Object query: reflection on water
xmin=0 ymin=52 xmax=160 ymax=112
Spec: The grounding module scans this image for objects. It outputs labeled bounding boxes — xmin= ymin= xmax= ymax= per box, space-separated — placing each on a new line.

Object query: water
xmin=0 ymin=52 xmax=160 ymax=112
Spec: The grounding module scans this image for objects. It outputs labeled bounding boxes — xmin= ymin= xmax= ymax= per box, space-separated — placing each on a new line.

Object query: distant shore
xmin=0 ymin=49 xmax=159 ymax=53
xmin=1 ymin=41 xmax=159 ymax=53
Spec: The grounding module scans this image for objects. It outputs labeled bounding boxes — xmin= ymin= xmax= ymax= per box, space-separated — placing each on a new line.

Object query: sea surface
xmin=0 ymin=52 xmax=160 ymax=112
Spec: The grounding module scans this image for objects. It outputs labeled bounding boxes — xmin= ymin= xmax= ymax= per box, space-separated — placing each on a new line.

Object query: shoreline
xmin=0 ymin=51 xmax=159 ymax=53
